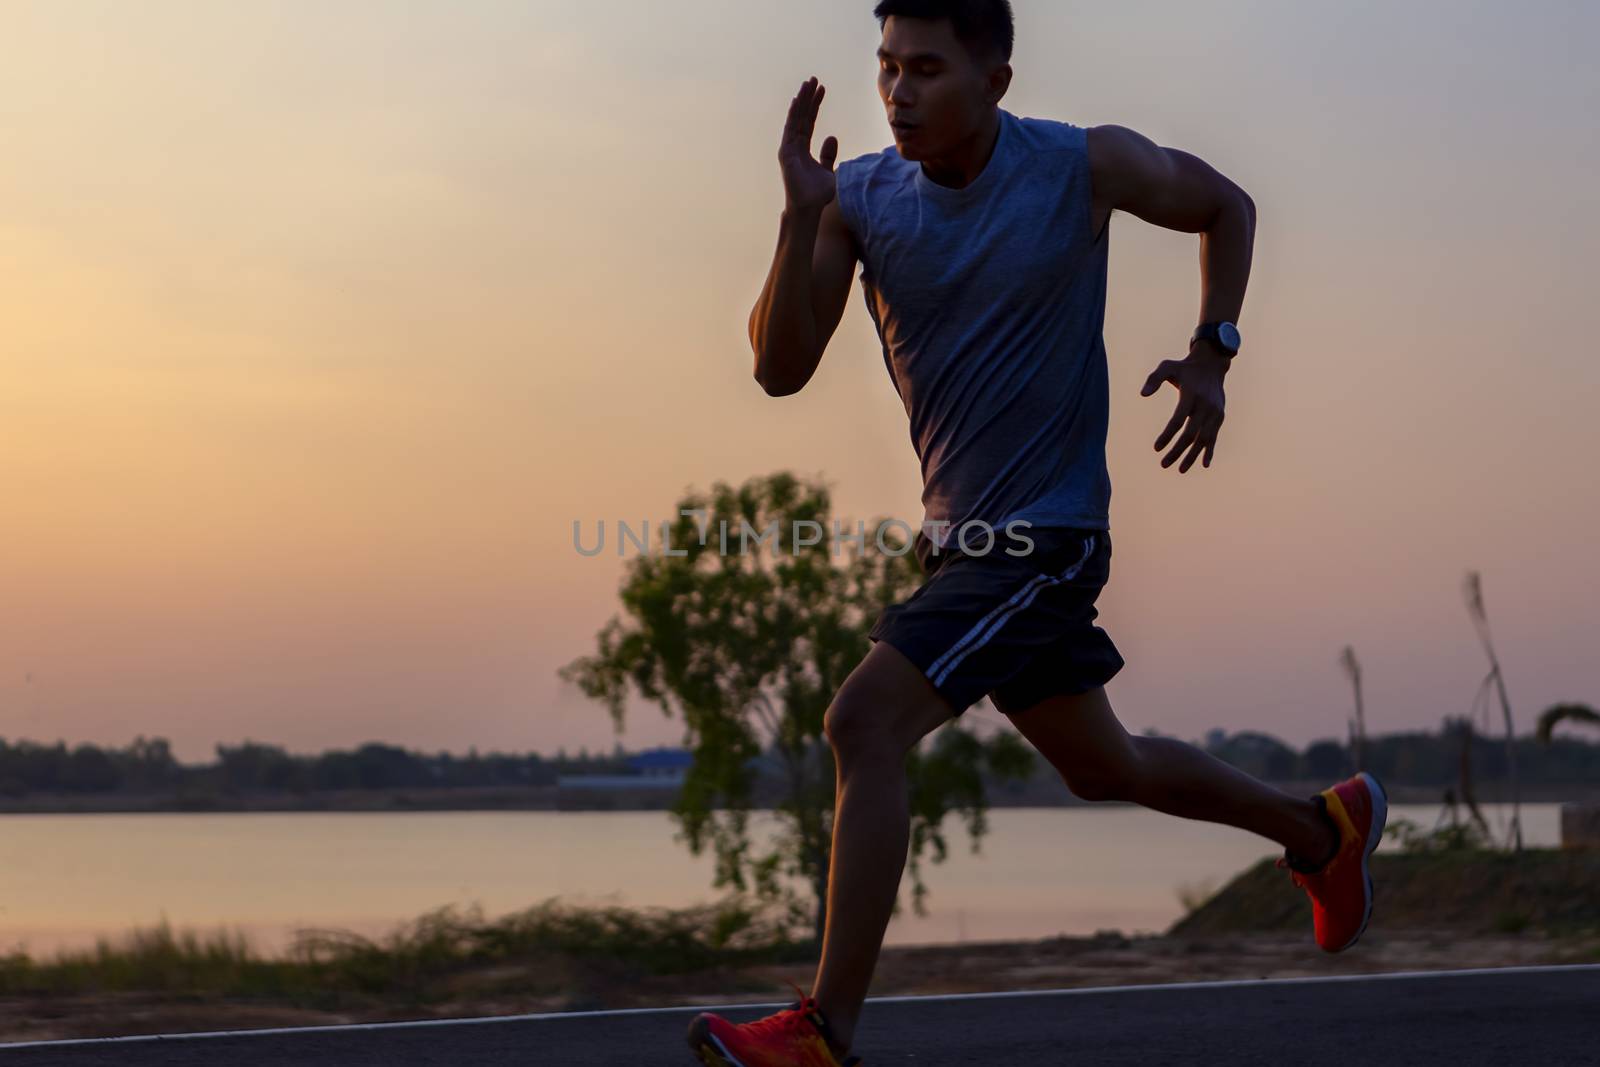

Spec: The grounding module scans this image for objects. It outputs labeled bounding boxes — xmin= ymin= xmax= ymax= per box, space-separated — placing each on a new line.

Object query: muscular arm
xmin=749 ymin=76 xmax=859 ymax=396
xmin=1087 ymin=124 xmax=1256 ymax=353
xmin=1086 ymin=124 xmax=1257 ymax=473
xmin=748 ymin=197 xmax=858 ymax=397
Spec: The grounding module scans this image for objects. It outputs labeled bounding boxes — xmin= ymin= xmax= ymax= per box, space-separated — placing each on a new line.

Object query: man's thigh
xmin=868 ymin=526 xmax=1124 ymax=721
xmin=1000 ymin=684 xmax=1142 ymax=784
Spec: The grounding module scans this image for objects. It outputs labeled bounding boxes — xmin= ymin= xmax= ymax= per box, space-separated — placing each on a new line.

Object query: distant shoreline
xmin=0 ymin=780 xmax=1593 ymax=815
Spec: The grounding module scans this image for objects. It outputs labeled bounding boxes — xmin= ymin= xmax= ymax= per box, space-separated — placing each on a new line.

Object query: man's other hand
xmin=1140 ymin=346 xmax=1231 ymax=473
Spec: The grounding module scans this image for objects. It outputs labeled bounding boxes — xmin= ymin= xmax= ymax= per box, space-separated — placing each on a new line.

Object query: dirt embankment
xmin=1171 ymin=849 xmax=1600 ymax=938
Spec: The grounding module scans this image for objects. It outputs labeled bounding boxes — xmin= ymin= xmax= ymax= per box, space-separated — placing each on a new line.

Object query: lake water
xmin=0 ymin=803 xmax=1560 ymax=958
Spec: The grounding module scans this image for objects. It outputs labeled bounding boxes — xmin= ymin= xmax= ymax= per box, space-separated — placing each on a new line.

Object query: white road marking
xmin=3 ymin=963 xmax=1595 ymax=1050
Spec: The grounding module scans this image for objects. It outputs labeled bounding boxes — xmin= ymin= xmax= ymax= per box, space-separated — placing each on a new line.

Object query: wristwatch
xmin=1191 ymin=321 xmax=1241 ymax=357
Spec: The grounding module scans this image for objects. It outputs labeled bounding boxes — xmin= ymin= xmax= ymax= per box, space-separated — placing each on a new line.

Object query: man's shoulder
xmin=837 ymin=143 xmax=904 ymax=178
xmin=1009 ymin=111 xmax=1090 ymax=156
xmin=835 ymin=145 xmax=912 ymax=224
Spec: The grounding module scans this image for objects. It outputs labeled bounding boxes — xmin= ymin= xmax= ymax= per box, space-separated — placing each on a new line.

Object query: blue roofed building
xmin=558 ymin=747 xmax=693 ymax=790
xmin=629 ymin=748 xmax=695 ymax=779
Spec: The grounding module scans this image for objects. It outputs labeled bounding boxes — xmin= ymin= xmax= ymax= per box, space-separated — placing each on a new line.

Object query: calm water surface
xmin=0 ymin=803 xmax=1559 ymax=957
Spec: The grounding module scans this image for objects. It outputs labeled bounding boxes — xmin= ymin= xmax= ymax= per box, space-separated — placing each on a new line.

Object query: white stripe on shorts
xmin=927 ymin=535 xmax=1096 ymax=689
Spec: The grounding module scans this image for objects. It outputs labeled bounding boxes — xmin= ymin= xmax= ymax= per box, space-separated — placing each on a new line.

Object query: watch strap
xmin=1191 ymin=321 xmax=1239 ymax=356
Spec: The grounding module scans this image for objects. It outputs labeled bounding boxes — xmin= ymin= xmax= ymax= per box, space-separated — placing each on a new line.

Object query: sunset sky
xmin=2 ymin=1 xmax=1596 ymax=763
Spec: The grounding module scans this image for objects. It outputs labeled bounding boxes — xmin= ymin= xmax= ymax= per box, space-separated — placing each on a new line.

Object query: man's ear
xmin=986 ymin=62 xmax=1013 ymax=105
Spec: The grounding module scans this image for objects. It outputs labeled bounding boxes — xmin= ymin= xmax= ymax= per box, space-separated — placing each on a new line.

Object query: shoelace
xmin=737 ymin=979 xmax=823 ymax=1041
xmin=1275 ymin=855 xmax=1310 ymax=890
xmin=735 ymin=979 xmax=860 ymax=1064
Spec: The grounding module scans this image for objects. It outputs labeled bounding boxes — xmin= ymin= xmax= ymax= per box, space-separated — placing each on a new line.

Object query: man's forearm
xmin=749 ymin=206 xmax=823 ymax=395
xmin=1194 ymin=188 xmax=1256 ymax=357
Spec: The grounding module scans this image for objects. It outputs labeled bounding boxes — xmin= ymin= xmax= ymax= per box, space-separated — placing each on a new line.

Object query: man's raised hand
xmin=780 ymin=76 xmax=839 ymax=213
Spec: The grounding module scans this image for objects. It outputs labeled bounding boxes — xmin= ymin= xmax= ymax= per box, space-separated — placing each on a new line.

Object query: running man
xmin=689 ymin=3 xmax=1386 ymax=1065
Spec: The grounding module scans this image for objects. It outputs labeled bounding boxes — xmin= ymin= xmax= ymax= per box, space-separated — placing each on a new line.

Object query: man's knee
xmin=823 ymin=689 xmax=892 ymax=758
xmin=824 ymin=686 xmax=930 ymax=760
xmin=823 ymin=645 xmax=953 ymax=759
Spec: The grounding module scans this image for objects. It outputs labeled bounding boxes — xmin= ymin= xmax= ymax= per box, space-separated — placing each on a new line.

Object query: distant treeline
xmin=1187 ymin=727 xmax=1598 ymax=788
xmin=0 ymin=737 xmax=630 ymax=797
xmin=0 ymin=726 xmax=1595 ymax=798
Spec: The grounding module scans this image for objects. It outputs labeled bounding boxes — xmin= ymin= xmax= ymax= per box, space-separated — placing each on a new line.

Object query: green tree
xmin=216 ymin=741 xmax=300 ymax=790
xmin=1302 ymin=739 xmax=1350 ymax=780
xmin=559 ymin=472 xmax=1035 ymax=945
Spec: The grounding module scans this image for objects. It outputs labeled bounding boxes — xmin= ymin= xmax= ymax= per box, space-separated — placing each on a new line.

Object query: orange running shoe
xmin=1278 ymin=770 xmax=1389 ymax=953
xmin=686 ymin=980 xmax=862 ymax=1066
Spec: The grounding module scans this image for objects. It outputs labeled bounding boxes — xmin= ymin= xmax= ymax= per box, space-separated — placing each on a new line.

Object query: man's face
xmin=876 ymin=16 xmax=1004 ymax=161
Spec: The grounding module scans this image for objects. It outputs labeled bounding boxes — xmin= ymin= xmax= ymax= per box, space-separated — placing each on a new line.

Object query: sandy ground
xmin=4 ymin=929 xmax=1597 ymax=1044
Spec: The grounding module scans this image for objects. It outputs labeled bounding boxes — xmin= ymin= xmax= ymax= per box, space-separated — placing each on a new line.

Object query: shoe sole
xmin=1343 ymin=770 xmax=1388 ymax=952
xmin=686 ymin=1012 xmax=858 ymax=1066
xmin=686 ymin=1015 xmax=744 ymax=1067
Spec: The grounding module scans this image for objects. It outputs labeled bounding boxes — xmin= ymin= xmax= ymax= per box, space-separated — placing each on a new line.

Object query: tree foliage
xmin=558 ymin=472 xmax=1036 ymax=942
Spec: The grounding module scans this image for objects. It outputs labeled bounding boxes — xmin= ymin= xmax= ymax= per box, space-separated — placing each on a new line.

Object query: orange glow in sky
xmin=2 ymin=2 xmax=1596 ymax=760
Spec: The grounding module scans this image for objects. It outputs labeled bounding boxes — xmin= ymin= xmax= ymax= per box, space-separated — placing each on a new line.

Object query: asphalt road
xmin=2 ymin=966 xmax=1597 ymax=1066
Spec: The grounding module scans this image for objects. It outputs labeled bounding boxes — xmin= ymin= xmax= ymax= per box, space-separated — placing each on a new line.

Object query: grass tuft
xmin=0 ymin=894 xmax=812 ymax=1005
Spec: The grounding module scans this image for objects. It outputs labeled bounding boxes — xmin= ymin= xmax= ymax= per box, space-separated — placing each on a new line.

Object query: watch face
xmin=1218 ymin=322 xmax=1241 ymax=351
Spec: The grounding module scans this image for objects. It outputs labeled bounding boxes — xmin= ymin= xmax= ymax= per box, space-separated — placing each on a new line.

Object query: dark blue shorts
xmin=867 ymin=525 xmax=1125 ymax=717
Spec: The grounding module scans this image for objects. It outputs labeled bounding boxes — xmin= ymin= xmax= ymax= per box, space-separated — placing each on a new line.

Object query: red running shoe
xmin=1278 ymin=771 xmax=1389 ymax=953
xmin=686 ymin=980 xmax=861 ymax=1066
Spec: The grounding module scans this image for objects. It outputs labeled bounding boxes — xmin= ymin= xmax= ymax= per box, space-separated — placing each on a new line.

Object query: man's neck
xmin=920 ymin=110 xmax=1001 ymax=189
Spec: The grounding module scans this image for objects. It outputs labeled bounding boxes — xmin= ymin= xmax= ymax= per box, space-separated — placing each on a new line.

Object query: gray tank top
xmin=835 ymin=107 xmax=1111 ymax=548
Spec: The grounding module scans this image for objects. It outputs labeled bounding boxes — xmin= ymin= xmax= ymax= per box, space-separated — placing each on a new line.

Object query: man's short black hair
xmin=873 ymin=0 xmax=1015 ymax=65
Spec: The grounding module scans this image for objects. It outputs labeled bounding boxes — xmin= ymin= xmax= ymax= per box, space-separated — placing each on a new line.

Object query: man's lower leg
xmin=809 ymin=750 xmax=908 ymax=1056
xmin=1127 ymin=736 xmax=1339 ymax=865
